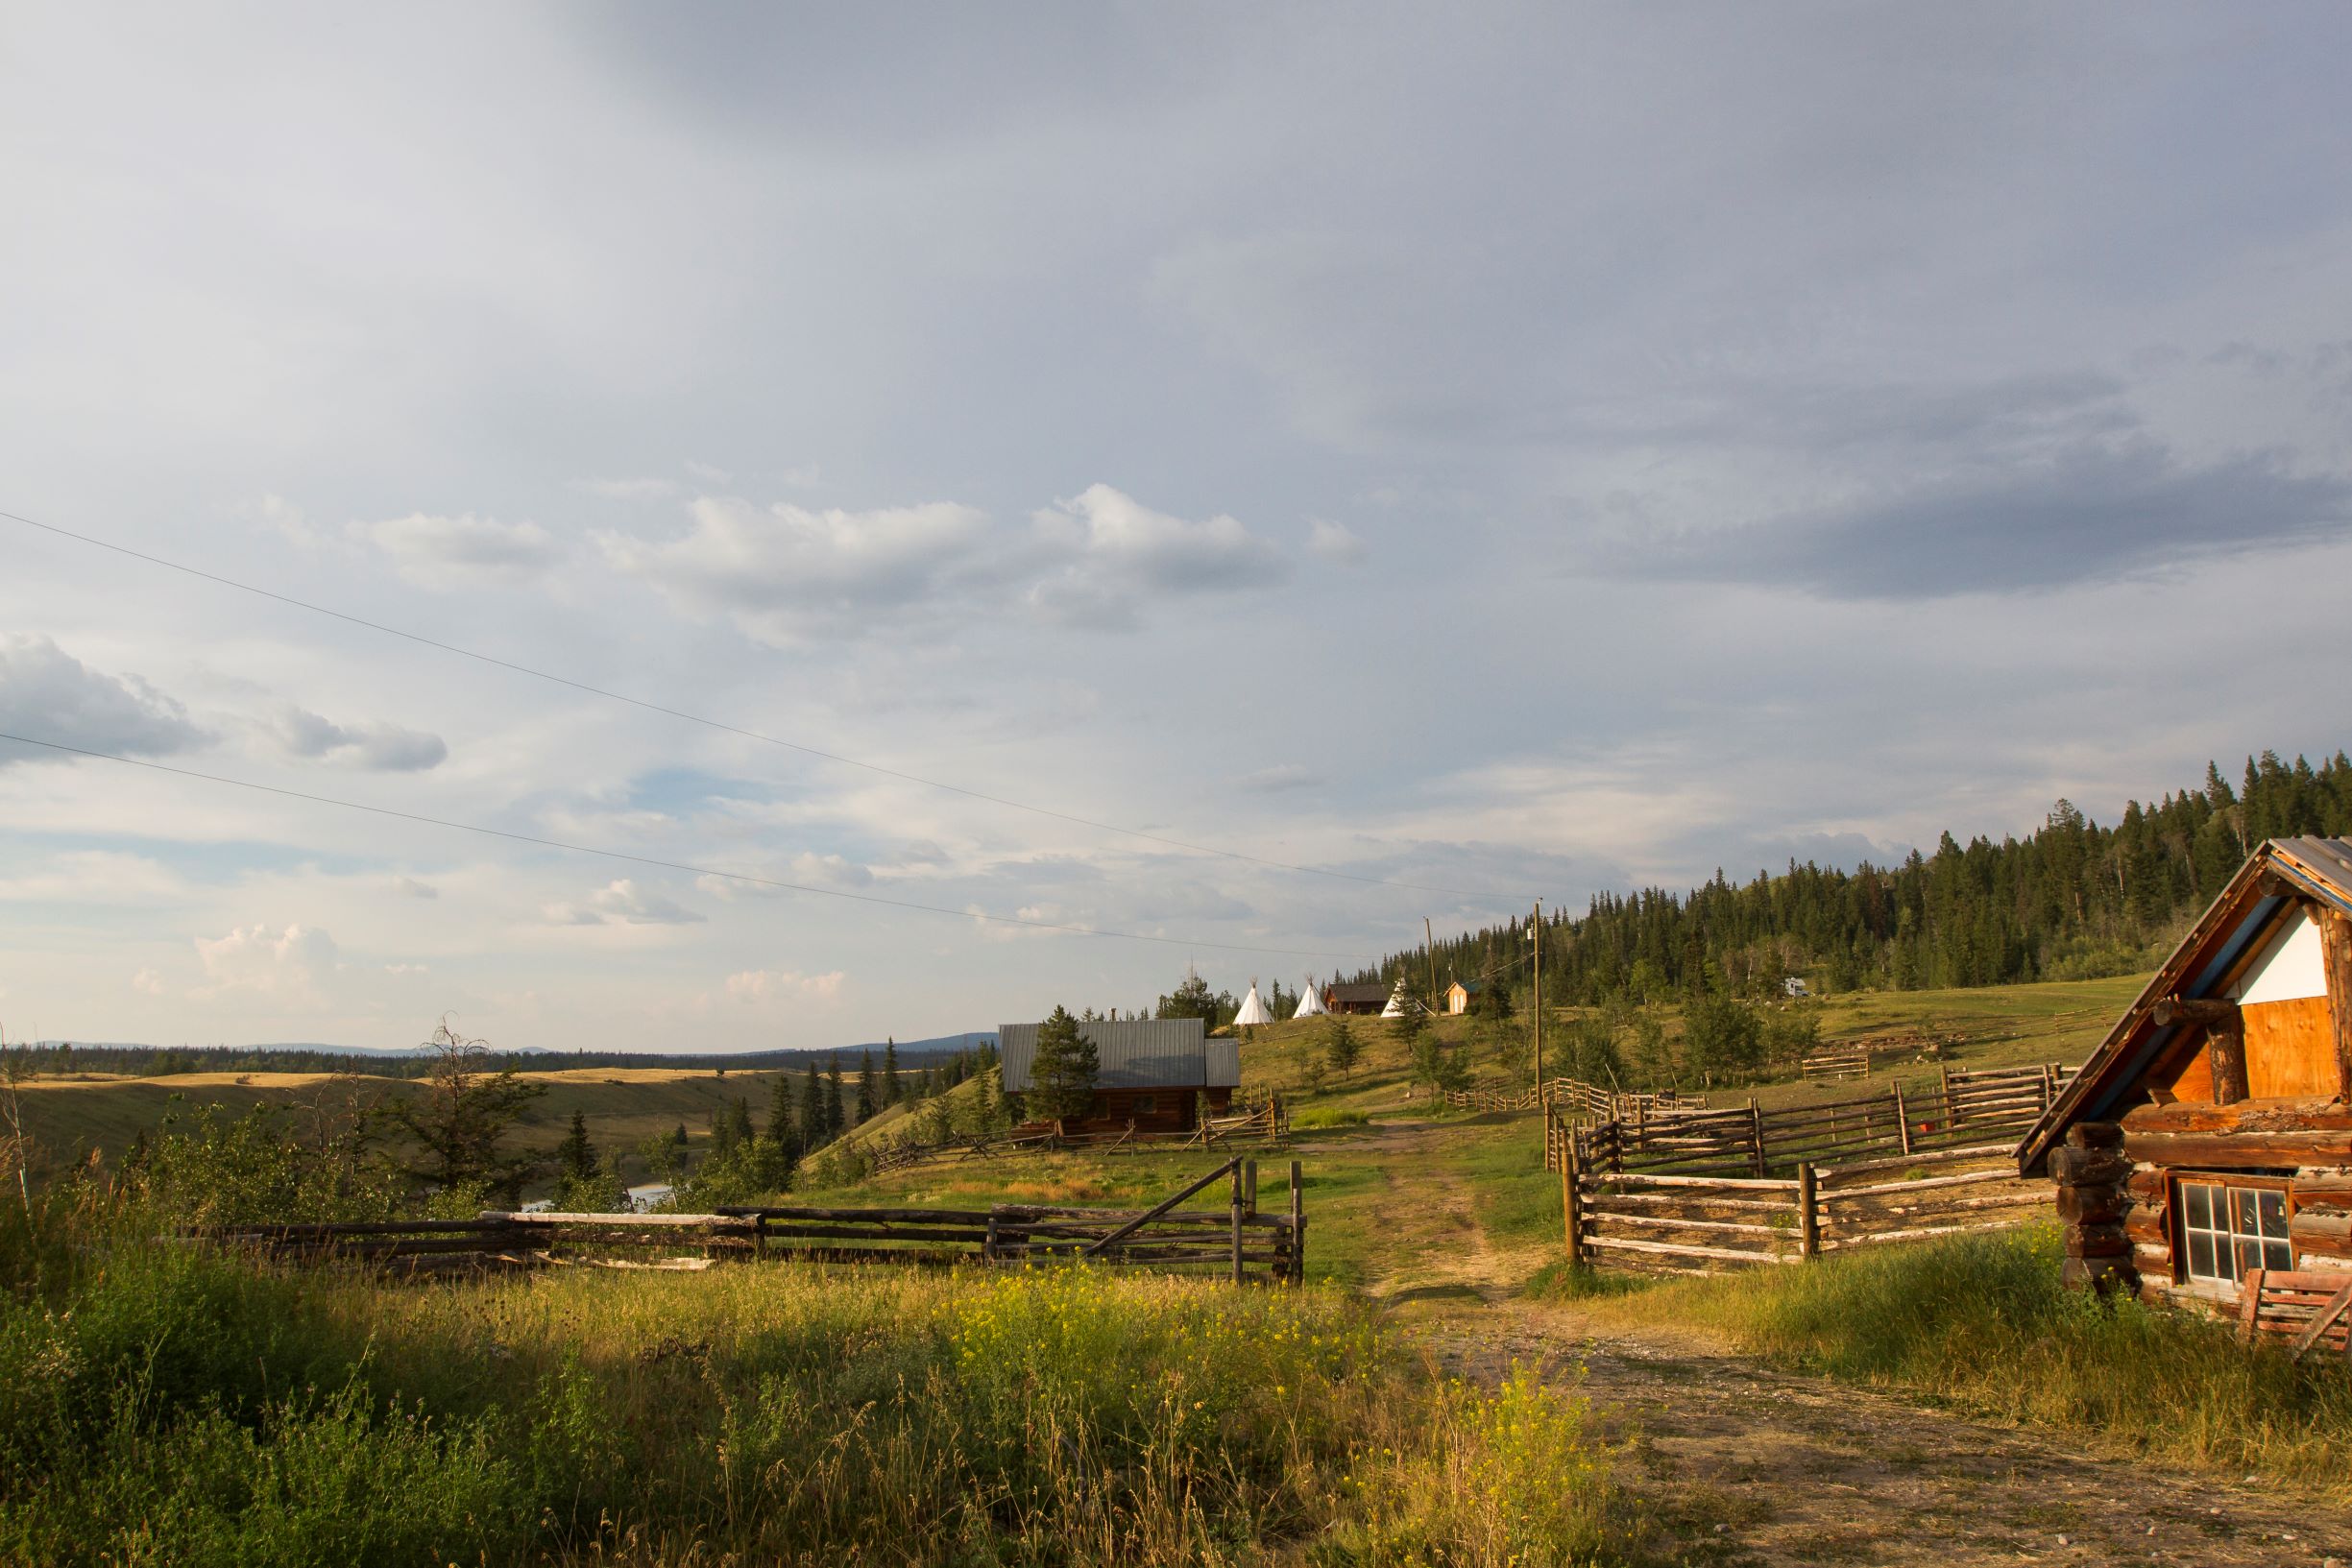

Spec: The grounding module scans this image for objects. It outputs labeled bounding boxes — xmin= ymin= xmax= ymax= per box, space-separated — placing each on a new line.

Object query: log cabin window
xmin=2176 ymin=1178 xmax=2292 ymax=1285
xmin=1131 ymin=1095 xmax=1157 ymax=1116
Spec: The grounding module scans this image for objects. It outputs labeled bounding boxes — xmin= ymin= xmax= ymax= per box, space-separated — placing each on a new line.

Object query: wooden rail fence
xmin=1547 ymin=1063 xmax=2075 ymax=1274
xmin=194 ymin=1157 xmax=1307 ymax=1286
xmin=866 ymin=1097 xmax=1288 ymax=1174
xmin=1438 ymin=1076 xmax=1706 ymax=1119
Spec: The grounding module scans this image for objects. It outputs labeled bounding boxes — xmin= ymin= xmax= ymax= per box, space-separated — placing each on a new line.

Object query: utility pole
xmin=1424 ymin=917 xmax=1439 ymax=1013
xmin=1531 ymin=900 xmax=1543 ymax=1111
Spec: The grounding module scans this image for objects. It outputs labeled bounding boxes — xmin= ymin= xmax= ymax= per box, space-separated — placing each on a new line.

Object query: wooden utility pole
xmin=1531 ymin=899 xmax=1543 ymax=1111
xmin=1424 ymin=917 xmax=1440 ymax=1012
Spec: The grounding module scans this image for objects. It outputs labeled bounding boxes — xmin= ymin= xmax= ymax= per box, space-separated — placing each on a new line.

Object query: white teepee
xmin=1379 ymin=977 xmax=1411 ymax=1018
xmin=1291 ymin=977 xmax=1327 ymax=1019
xmin=1233 ymin=978 xmax=1273 ymax=1026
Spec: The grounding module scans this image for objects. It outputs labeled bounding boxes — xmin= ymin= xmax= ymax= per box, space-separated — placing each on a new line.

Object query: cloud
xmin=389 ymin=876 xmax=440 ymax=900
xmin=273 ymin=705 xmax=448 ymax=771
xmin=133 ymin=967 xmax=166 ymax=996
xmin=1236 ymin=762 xmax=1322 ymax=793
xmin=684 ymin=459 xmax=733 ymax=484
xmin=0 ymin=636 xmax=207 ymax=762
xmin=542 ymin=878 xmax=706 ymax=926
xmin=599 ymin=495 xmax=1001 ymax=643
xmin=724 ymin=967 xmax=846 ymax=1004
xmin=0 ymin=851 xmax=190 ymax=905
xmin=571 ymin=475 xmax=678 ymax=500
xmin=1305 ymin=519 xmax=1367 ymax=567
xmin=1609 ymin=443 xmax=2351 ymax=599
xmin=1026 ymin=484 xmax=1286 ymax=625
xmin=358 ymin=513 xmax=562 ymax=588
xmin=191 ymin=923 xmax=341 ymax=1001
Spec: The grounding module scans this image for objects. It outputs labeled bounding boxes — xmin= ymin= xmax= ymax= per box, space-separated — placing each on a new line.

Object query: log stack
xmin=2050 ymin=1121 xmax=2134 ymax=1293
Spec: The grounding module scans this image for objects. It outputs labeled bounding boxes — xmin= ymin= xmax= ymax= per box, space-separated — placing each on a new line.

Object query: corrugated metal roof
xmin=1327 ymin=983 xmax=1390 ymax=1003
xmin=999 ymin=1017 xmax=1236 ymax=1091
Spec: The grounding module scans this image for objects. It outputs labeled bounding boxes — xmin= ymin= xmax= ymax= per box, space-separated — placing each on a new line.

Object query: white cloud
xmin=358 ymin=513 xmax=562 ymax=589
xmin=684 ymin=459 xmax=733 ymax=484
xmin=599 ymin=495 xmax=1001 ymax=643
xmin=191 ymin=923 xmax=341 ymax=1001
xmin=389 ymin=876 xmax=440 ymax=899
xmin=0 ymin=636 xmax=207 ymax=762
xmin=724 ymin=967 xmax=846 ymax=1004
xmin=245 ymin=493 xmax=326 ymax=550
xmin=542 ymin=878 xmax=706 ymax=926
xmin=272 ymin=705 xmax=448 ymax=771
xmin=1306 ymin=518 xmax=1368 ymax=567
xmin=1026 ymin=484 xmax=1286 ymax=625
xmin=571 ymin=475 xmax=678 ymax=500
xmin=133 ymin=966 xmax=166 ymax=996
xmin=0 ymin=851 xmax=190 ymax=905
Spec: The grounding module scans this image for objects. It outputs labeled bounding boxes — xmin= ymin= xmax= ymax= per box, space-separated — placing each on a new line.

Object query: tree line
xmin=1343 ymin=749 xmax=2352 ymax=1009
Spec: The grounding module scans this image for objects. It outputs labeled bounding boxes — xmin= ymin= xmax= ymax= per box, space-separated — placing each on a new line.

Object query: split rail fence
xmin=193 ymin=1156 xmax=1306 ymax=1286
xmin=865 ymin=1097 xmax=1288 ymax=1175
xmin=1546 ymin=1063 xmax=2074 ymax=1274
xmin=1437 ymin=1077 xmax=1705 ymax=1119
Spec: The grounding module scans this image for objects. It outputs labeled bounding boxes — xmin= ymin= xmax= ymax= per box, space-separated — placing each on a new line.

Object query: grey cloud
xmin=275 ymin=706 xmax=448 ymax=771
xmin=359 ymin=513 xmax=563 ymax=589
xmin=0 ymin=636 xmax=207 ymax=762
xmin=1237 ymin=763 xmax=1322 ymax=794
xmin=1611 ymin=444 xmax=2350 ymax=600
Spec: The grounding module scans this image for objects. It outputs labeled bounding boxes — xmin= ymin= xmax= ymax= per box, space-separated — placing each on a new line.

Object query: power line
xmin=0 ymin=730 xmax=1372 ymax=961
xmin=3 ymin=509 xmax=1515 ymax=901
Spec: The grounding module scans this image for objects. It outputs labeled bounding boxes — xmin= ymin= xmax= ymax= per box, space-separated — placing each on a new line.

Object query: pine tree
xmin=1325 ymin=1018 xmax=1362 ymax=1078
xmin=883 ymin=1037 xmax=902 ymax=1104
xmin=856 ymin=1049 xmax=877 ymax=1123
xmin=1027 ymin=1005 xmax=1098 ymax=1122
xmin=825 ymin=1055 xmax=845 ymax=1139
xmin=726 ymin=1097 xmax=754 ymax=1150
xmin=766 ymin=1073 xmax=794 ymax=1143
xmin=555 ymin=1109 xmax=597 ymax=1182
xmin=799 ymin=1067 xmax=826 ymax=1148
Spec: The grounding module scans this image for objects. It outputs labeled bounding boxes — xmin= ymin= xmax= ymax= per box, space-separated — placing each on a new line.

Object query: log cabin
xmin=1324 ymin=983 xmax=1392 ymax=1016
xmin=997 ymin=1016 xmax=1239 ymax=1135
xmin=2019 ymin=836 xmax=2352 ymax=1305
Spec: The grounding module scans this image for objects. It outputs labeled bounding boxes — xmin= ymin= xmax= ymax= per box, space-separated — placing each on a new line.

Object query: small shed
xmin=998 ymin=1016 xmax=1240 ymax=1134
xmin=1325 ymin=982 xmax=1392 ymax=1016
xmin=2019 ymin=837 xmax=2352 ymax=1304
xmin=1445 ymin=979 xmax=1482 ymax=1015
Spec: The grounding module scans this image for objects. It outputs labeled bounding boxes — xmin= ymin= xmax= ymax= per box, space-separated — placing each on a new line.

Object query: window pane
xmin=2236 ymin=1237 xmax=2268 ymax=1280
xmin=2185 ymin=1185 xmax=2212 ymax=1228
xmin=2258 ymin=1190 xmax=2289 ymax=1236
xmin=2231 ymin=1189 xmax=2258 ymax=1235
xmin=2188 ymin=1232 xmax=2217 ymax=1280
xmin=2267 ymin=1239 xmax=2294 ymax=1271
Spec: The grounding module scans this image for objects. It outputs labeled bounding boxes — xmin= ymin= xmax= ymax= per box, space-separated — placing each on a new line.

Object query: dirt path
xmin=1407 ymin=1299 xmax=2350 ymax=1566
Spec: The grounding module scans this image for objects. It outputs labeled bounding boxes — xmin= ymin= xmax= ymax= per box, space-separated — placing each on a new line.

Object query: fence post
xmin=1797 ymin=1163 xmax=1819 ymax=1260
xmin=755 ymin=1212 xmax=767 ymax=1262
xmin=1893 ymin=1081 xmax=1912 ymax=1156
xmin=1245 ymin=1159 xmax=1258 ymax=1218
xmin=1288 ymin=1159 xmax=1304 ymax=1285
xmin=1564 ymin=1136 xmax=1584 ymax=1265
xmin=1230 ymin=1159 xmax=1246 ymax=1286
xmin=1748 ymin=1099 xmax=1766 ymax=1177
xmin=983 ymin=1212 xmax=1000 ymax=1264
xmin=1939 ymin=1062 xmax=1954 ymax=1127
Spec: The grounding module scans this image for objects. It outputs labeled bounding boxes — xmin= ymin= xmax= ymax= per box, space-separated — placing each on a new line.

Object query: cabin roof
xmin=2016 ymin=836 xmax=2352 ymax=1174
xmin=1326 ymin=983 xmax=1392 ymax=1003
xmin=997 ymin=1016 xmax=1239 ymax=1092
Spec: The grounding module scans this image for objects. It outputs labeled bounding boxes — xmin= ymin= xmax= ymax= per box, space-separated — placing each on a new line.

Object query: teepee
xmin=1291 ymin=977 xmax=1327 ymax=1019
xmin=1233 ymin=978 xmax=1273 ymax=1026
xmin=1379 ymin=977 xmax=1412 ymax=1018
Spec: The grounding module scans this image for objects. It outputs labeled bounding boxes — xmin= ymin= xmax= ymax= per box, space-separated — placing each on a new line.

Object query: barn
xmin=1325 ymin=982 xmax=1392 ymax=1016
xmin=2020 ymin=837 xmax=2352 ymax=1308
xmin=998 ymin=1016 xmax=1240 ymax=1135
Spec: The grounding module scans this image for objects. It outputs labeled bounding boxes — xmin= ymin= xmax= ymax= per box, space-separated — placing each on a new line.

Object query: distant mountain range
xmin=22 ymin=1033 xmax=999 ymax=1063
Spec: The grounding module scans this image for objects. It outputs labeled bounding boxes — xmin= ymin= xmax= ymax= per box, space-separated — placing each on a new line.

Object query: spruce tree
xmin=1326 ymin=1018 xmax=1362 ymax=1078
xmin=825 ymin=1055 xmax=845 ymax=1139
xmin=799 ymin=1066 xmax=826 ymax=1149
xmin=883 ymin=1037 xmax=902 ymax=1104
xmin=1028 ymin=1004 xmax=1100 ymax=1122
xmin=555 ymin=1109 xmax=596 ymax=1182
xmin=766 ymin=1073 xmax=794 ymax=1143
xmin=857 ymin=1049 xmax=877 ymax=1123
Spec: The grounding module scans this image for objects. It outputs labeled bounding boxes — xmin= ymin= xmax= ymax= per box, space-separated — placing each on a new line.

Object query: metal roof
xmin=998 ymin=1016 xmax=1237 ymax=1092
xmin=1327 ymin=983 xmax=1391 ymax=1003
xmin=2016 ymin=836 xmax=2352 ymax=1173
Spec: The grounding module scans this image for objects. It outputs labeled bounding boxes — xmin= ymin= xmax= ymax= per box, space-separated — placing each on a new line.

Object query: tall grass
xmin=0 ymin=1194 xmax=1653 ymax=1564
xmin=1593 ymin=1224 xmax=2352 ymax=1490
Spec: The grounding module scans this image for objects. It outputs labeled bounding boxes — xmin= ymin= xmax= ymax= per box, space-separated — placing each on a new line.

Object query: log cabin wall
xmin=2117 ymin=1097 xmax=2352 ymax=1309
xmin=2051 ymin=1122 xmax=2133 ymax=1291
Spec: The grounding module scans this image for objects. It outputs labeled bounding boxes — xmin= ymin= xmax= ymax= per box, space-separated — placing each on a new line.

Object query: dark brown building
xmin=998 ymin=1017 xmax=1241 ymax=1135
xmin=1324 ymin=982 xmax=1393 ymax=1016
xmin=2021 ymin=837 xmax=2352 ymax=1306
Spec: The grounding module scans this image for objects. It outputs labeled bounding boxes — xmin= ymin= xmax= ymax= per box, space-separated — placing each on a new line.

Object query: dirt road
xmin=1351 ymin=1122 xmax=2349 ymax=1565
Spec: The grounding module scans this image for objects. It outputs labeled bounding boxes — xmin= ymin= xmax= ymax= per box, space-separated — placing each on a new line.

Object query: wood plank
xmin=1581 ymin=1212 xmax=1788 ymax=1238
xmin=1587 ymin=1171 xmax=1801 ymax=1193
xmin=1581 ymin=1235 xmax=1801 ymax=1265
xmin=2123 ymin=1129 xmax=2352 ymax=1168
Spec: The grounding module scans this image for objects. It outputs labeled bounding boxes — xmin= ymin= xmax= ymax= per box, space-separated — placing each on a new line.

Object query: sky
xmin=3 ymin=4 xmax=2349 ymax=1052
